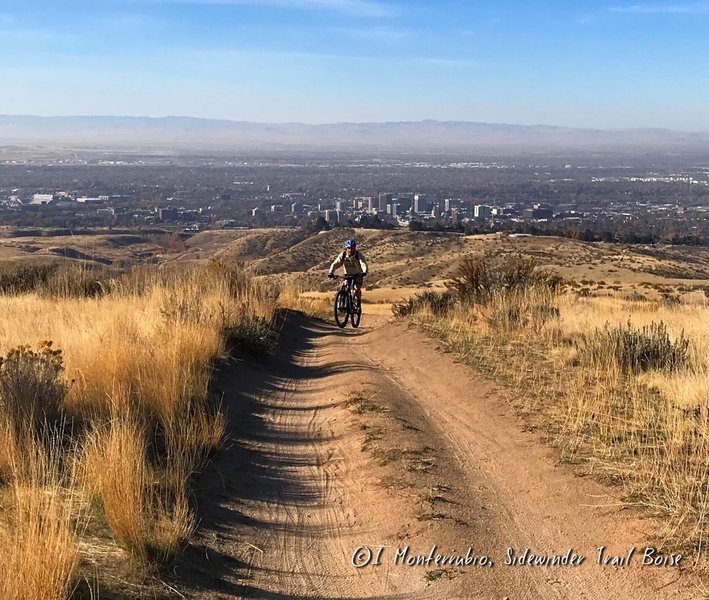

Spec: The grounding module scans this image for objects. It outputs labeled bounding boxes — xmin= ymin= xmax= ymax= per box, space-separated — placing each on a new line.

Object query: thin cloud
xmin=137 ymin=0 xmax=399 ymax=18
xmin=610 ymin=2 xmax=709 ymax=14
xmin=0 ymin=28 xmax=69 ymax=42
xmin=190 ymin=47 xmax=475 ymax=67
xmin=193 ymin=48 xmax=372 ymax=61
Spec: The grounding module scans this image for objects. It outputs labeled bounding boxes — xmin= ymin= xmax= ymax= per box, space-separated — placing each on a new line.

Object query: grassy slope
xmin=0 ymin=263 xmax=277 ymax=599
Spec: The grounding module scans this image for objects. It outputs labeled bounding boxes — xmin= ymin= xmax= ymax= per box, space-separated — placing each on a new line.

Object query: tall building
xmin=414 ymin=193 xmax=430 ymax=214
xmin=474 ymin=205 xmax=492 ymax=219
xmin=378 ymin=192 xmax=393 ymax=211
xmin=353 ymin=196 xmax=371 ymax=211
xmin=523 ymin=204 xmax=553 ymax=219
xmin=158 ymin=207 xmax=178 ymax=221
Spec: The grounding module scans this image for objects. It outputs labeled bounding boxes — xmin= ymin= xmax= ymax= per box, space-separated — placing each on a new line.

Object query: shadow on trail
xmin=171 ymin=311 xmax=393 ymax=599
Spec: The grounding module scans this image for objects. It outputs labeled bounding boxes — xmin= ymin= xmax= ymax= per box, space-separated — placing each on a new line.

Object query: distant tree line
xmin=406 ymin=219 xmax=708 ymax=246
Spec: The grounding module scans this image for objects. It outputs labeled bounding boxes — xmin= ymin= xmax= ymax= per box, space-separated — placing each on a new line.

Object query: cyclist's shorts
xmin=352 ymin=275 xmax=364 ymax=286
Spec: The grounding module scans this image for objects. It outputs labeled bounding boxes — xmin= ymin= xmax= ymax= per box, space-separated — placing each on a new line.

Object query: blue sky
xmin=0 ymin=0 xmax=708 ymax=129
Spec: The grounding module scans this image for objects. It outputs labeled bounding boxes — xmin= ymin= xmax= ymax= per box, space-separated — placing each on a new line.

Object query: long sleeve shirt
xmin=329 ymin=250 xmax=368 ymax=276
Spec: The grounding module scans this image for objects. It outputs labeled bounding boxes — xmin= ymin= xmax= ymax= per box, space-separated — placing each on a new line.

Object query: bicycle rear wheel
xmin=334 ymin=289 xmax=349 ymax=328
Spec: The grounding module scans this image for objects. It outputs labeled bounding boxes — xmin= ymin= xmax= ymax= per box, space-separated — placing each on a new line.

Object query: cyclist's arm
xmin=358 ymin=253 xmax=368 ymax=275
xmin=328 ymin=254 xmax=343 ymax=275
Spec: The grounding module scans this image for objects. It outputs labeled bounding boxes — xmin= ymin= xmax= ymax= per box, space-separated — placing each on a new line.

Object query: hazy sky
xmin=1 ymin=0 xmax=708 ymax=129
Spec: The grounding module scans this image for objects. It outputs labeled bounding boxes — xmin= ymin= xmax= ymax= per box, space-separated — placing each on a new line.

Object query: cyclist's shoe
xmin=328 ymin=272 xmax=335 ymax=279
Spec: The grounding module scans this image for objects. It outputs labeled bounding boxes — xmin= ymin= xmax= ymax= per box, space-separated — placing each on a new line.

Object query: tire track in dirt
xmin=353 ymin=315 xmax=702 ymax=600
xmin=171 ymin=313 xmax=439 ymax=599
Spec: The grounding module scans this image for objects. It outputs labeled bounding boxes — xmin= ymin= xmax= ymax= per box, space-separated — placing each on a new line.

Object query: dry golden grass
xmin=81 ymin=416 xmax=197 ymax=564
xmin=405 ymin=265 xmax=709 ymax=561
xmin=0 ymin=261 xmax=277 ymax=597
xmin=0 ymin=439 xmax=80 ymax=600
xmin=81 ymin=417 xmax=154 ymax=561
xmin=277 ymin=274 xmax=332 ymax=320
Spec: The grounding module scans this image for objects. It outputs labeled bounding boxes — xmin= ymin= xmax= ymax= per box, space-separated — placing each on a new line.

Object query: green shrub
xmin=448 ymin=255 xmax=562 ymax=305
xmin=624 ymin=292 xmax=647 ymax=302
xmin=578 ymin=320 xmax=689 ymax=373
xmin=485 ymin=303 xmax=560 ymax=332
xmin=660 ymin=293 xmax=681 ymax=307
xmin=0 ymin=341 xmax=68 ymax=440
xmin=225 ymin=315 xmax=277 ymax=355
xmin=392 ymin=290 xmax=455 ymax=318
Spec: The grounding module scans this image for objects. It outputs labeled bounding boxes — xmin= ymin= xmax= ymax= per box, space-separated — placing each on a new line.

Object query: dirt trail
xmin=171 ymin=311 xmax=702 ymax=599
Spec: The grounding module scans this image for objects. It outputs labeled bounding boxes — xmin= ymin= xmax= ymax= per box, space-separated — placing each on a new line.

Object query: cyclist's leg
xmin=339 ymin=282 xmax=348 ymax=309
xmin=354 ymin=277 xmax=363 ymax=306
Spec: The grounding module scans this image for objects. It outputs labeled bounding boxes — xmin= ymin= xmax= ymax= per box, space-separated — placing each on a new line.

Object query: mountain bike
xmin=332 ymin=275 xmax=362 ymax=329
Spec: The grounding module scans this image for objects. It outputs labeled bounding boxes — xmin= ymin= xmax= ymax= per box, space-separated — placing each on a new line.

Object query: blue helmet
xmin=345 ymin=239 xmax=357 ymax=249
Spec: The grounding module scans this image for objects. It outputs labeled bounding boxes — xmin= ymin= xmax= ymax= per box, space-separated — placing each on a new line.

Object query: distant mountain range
xmin=1 ymin=115 xmax=708 ymax=152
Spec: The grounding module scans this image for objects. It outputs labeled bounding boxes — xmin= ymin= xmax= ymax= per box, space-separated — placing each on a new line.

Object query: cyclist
xmin=327 ymin=239 xmax=368 ymax=308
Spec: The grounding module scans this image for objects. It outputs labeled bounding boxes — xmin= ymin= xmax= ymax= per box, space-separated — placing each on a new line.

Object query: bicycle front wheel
xmin=350 ymin=295 xmax=361 ymax=328
xmin=334 ymin=289 xmax=349 ymax=328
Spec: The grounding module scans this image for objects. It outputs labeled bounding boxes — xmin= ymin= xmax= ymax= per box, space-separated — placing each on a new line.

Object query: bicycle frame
xmin=333 ymin=275 xmax=362 ymax=328
xmin=340 ymin=275 xmax=357 ymax=298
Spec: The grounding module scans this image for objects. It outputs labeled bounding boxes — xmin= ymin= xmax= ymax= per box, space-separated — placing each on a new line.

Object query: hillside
xmin=0 ymin=227 xmax=707 ymax=302
xmin=1 ymin=227 xmax=707 ymax=597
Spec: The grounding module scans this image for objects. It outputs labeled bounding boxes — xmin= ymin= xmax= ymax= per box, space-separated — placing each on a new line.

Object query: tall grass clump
xmin=0 ymin=438 xmax=80 ymax=600
xmin=81 ymin=416 xmax=195 ymax=564
xmin=0 ymin=262 xmax=112 ymax=298
xmin=0 ymin=259 xmax=278 ymax=597
xmin=0 ymin=263 xmax=58 ymax=294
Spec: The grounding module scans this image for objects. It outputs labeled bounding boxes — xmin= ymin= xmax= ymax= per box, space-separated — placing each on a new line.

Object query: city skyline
xmin=1 ymin=0 xmax=708 ymax=131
